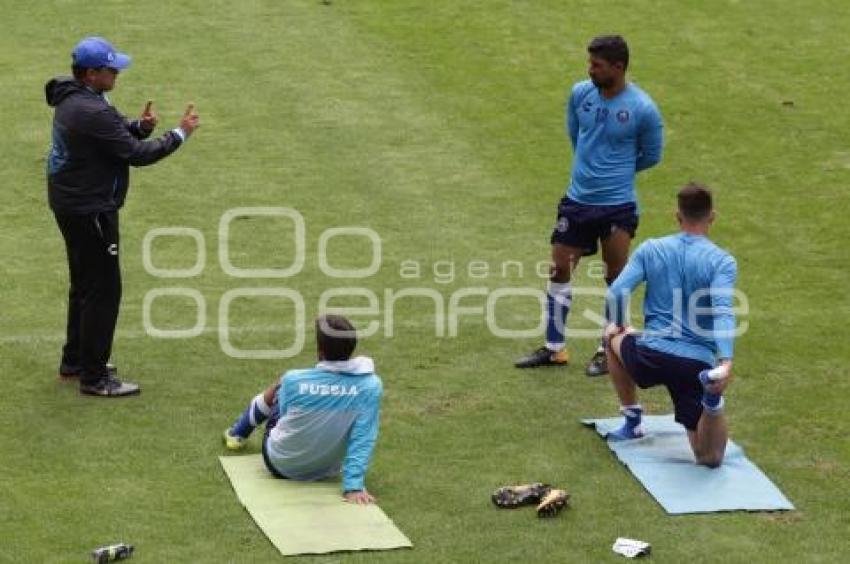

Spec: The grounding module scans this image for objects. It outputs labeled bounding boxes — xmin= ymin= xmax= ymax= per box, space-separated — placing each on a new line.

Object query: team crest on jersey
xmin=556 ymin=217 xmax=569 ymax=233
xmin=616 ymin=110 xmax=630 ymax=123
xmin=582 ymin=100 xmax=593 ymax=112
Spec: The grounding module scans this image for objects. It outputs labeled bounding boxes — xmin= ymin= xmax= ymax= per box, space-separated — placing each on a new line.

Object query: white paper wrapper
xmin=612 ymin=537 xmax=651 ymax=558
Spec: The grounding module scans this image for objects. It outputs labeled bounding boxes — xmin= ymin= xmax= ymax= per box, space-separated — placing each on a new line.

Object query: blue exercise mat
xmin=582 ymin=415 xmax=794 ymax=515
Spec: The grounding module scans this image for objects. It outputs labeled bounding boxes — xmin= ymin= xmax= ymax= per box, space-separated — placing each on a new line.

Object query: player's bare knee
xmin=701 ymin=458 xmax=723 ymax=469
xmin=607 ymin=334 xmax=625 ymax=361
xmin=697 ymin=451 xmax=724 ymax=468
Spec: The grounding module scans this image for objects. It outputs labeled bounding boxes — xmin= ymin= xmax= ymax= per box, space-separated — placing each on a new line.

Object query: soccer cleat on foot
xmin=536 ymin=489 xmax=570 ymax=518
xmin=514 ymin=347 xmax=569 ymax=369
xmin=585 ymin=349 xmax=609 ymax=377
xmin=607 ymin=423 xmax=645 ymax=441
xmin=223 ymin=428 xmax=247 ymax=451
xmin=79 ymin=375 xmax=140 ymax=397
xmin=491 ymin=483 xmax=551 ymax=508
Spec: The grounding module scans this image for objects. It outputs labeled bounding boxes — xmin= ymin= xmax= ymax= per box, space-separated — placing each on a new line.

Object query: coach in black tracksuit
xmin=47 ymin=36 xmax=199 ymax=397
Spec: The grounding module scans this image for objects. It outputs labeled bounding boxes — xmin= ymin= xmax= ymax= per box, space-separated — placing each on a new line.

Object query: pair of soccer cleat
xmin=514 ymin=347 xmax=609 ymax=377
xmin=491 ymin=483 xmax=570 ymax=518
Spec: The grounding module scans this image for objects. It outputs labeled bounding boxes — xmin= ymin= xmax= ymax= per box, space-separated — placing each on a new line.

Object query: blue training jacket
xmin=566 ymin=80 xmax=663 ymax=206
xmin=607 ymin=233 xmax=738 ymax=366
xmin=265 ymin=356 xmax=383 ymax=492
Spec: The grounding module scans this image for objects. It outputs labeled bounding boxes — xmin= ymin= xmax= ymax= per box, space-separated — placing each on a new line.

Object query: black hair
xmin=316 ymin=314 xmax=357 ymax=361
xmin=677 ymin=182 xmax=714 ymax=221
xmin=587 ymin=35 xmax=629 ymax=70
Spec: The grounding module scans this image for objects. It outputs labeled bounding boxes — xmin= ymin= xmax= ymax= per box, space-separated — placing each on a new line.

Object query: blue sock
xmin=698 ymin=370 xmax=724 ymax=413
xmin=621 ymin=405 xmax=643 ymax=430
xmin=230 ymin=393 xmax=271 ymax=438
xmin=702 ymin=394 xmax=725 ymax=413
xmin=609 ymin=405 xmax=644 ymax=440
xmin=702 ymin=392 xmax=722 ymax=410
xmin=545 ymin=282 xmax=571 ymax=351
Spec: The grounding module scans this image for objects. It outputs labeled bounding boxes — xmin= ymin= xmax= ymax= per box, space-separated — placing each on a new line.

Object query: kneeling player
xmin=223 ymin=315 xmax=383 ymax=503
xmin=604 ymin=183 xmax=735 ymax=467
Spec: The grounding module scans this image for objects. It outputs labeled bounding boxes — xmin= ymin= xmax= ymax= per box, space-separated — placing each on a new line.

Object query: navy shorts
xmin=618 ymin=334 xmax=711 ymax=431
xmin=261 ymin=400 xmax=289 ymax=479
xmin=550 ymin=197 xmax=638 ymax=256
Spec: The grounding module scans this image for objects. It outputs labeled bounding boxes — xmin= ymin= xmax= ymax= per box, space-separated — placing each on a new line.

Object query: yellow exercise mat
xmin=219 ymin=455 xmax=412 ymax=556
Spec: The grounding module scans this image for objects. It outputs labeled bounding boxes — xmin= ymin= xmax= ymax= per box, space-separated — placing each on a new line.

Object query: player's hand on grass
xmin=140 ymin=100 xmax=158 ymax=132
xmin=179 ymin=103 xmax=200 ymax=137
xmin=343 ymin=490 xmax=375 ymax=505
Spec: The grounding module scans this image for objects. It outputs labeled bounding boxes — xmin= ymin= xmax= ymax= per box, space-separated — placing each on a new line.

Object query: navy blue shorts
xmin=261 ymin=400 xmax=289 ymax=479
xmin=549 ymin=197 xmax=638 ymax=256
xmin=618 ymin=334 xmax=711 ymax=431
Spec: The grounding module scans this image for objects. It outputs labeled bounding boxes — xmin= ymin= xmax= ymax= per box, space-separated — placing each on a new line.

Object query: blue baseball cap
xmin=71 ymin=36 xmax=131 ymax=70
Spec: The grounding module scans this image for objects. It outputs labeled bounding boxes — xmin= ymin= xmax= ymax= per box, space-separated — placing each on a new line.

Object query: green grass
xmin=1 ymin=0 xmax=849 ymax=561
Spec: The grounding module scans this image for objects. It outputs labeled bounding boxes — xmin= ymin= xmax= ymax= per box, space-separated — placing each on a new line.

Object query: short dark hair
xmin=316 ymin=314 xmax=357 ymax=361
xmin=677 ymin=182 xmax=714 ymax=221
xmin=72 ymin=65 xmax=109 ymax=80
xmin=587 ymin=35 xmax=629 ymax=70
xmin=71 ymin=65 xmax=89 ymax=80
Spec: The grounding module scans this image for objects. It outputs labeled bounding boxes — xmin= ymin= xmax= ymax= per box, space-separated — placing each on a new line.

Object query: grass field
xmin=1 ymin=0 xmax=849 ymax=562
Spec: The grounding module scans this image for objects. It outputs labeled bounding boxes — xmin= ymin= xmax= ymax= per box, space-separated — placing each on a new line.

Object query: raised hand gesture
xmin=140 ymin=100 xmax=158 ymax=132
xmin=179 ymin=103 xmax=200 ymax=137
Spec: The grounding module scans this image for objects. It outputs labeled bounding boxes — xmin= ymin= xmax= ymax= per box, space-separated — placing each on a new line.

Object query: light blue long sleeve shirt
xmin=606 ymin=233 xmax=738 ymax=365
xmin=566 ymin=80 xmax=663 ymax=205
xmin=265 ymin=356 xmax=383 ymax=492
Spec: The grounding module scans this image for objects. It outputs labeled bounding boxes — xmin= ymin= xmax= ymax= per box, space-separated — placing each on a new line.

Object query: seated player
xmin=223 ymin=315 xmax=383 ymax=503
xmin=604 ymin=183 xmax=736 ymax=467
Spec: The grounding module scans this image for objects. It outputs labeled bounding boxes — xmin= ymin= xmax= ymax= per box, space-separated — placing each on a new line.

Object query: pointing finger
xmin=143 ymin=100 xmax=153 ymax=114
xmin=183 ymin=103 xmax=195 ymax=118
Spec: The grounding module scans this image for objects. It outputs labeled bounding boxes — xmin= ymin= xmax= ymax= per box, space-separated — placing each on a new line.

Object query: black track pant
xmin=54 ymin=211 xmax=121 ymax=384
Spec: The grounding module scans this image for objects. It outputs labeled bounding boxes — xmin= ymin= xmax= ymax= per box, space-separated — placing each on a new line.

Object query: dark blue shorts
xmin=618 ymin=334 xmax=711 ymax=431
xmin=549 ymin=197 xmax=638 ymax=256
xmin=261 ymin=400 xmax=290 ymax=479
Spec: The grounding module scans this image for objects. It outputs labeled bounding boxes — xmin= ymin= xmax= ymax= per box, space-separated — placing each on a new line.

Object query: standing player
xmin=515 ymin=35 xmax=663 ymax=375
xmin=604 ymin=183 xmax=736 ymax=467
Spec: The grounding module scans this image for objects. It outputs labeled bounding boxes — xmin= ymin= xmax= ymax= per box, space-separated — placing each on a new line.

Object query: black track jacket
xmin=46 ymin=77 xmax=184 ymax=214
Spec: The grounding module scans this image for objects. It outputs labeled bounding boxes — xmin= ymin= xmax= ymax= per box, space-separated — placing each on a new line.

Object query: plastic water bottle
xmin=91 ymin=543 xmax=134 ymax=563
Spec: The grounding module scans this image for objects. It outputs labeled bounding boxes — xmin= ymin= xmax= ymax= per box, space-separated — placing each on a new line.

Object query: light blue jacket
xmin=265 ymin=356 xmax=383 ymax=492
xmin=607 ymin=233 xmax=737 ymax=365
xmin=566 ymin=80 xmax=663 ymax=206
